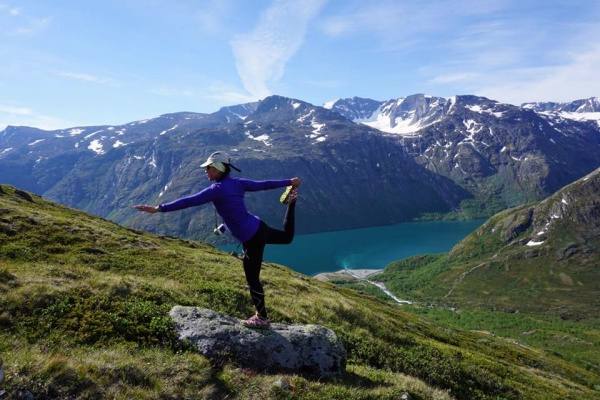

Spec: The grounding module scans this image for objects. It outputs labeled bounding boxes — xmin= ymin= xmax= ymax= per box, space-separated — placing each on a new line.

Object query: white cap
xmin=201 ymin=151 xmax=241 ymax=172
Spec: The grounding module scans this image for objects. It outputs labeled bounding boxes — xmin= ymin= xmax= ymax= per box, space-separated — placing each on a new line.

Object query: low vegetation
xmin=1 ymin=184 xmax=599 ymax=399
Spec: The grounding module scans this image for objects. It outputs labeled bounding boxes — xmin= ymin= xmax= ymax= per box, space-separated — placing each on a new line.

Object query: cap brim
xmin=200 ymin=160 xmax=212 ymax=167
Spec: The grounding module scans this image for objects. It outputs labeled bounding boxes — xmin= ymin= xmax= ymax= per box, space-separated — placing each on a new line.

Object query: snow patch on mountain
xmin=297 ymin=109 xmax=315 ymax=124
xmin=245 ymin=131 xmax=272 ymax=147
xmin=149 ymin=152 xmax=157 ymax=168
xmin=465 ymin=104 xmax=504 ymax=118
xmin=159 ymin=124 xmax=178 ymax=136
xmin=28 ymin=139 xmax=45 ymax=146
xmin=358 ymin=109 xmax=435 ymax=136
xmin=323 ymin=99 xmax=339 ymax=109
xmin=526 ymin=240 xmax=544 ymax=247
xmin=113 ymin=140 xmax=126 ymax=148
xmin=158 ymin=180 xmax=172 ymax=198
xmin=88 ymin=139 xmax=104 ymax=155
xmin=85 ymin=130 xmax=103 ymax=139
xmin=558 ymin=111 xmax=600 ymax=122
xmin=69 ymin=128 xmax=85 ymax=136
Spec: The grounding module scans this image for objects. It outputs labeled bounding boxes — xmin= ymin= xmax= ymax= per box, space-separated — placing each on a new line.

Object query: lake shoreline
xmin=314 ymin=268 xmax=413 ymax=305
xmin=221 ymin=219 xmax=485 ymax=276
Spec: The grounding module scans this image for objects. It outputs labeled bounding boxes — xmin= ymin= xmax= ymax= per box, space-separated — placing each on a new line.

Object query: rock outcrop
xmin=169 ymin=306 xmax=346 ymax=377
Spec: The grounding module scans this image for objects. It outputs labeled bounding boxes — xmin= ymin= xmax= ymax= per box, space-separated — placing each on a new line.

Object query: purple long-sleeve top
xmin=158 ymin=176 xmax=292 ymax=243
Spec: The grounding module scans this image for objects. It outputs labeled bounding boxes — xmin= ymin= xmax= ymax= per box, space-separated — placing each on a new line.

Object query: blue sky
xmin=1 ymin=0 xmax=600 ymax=130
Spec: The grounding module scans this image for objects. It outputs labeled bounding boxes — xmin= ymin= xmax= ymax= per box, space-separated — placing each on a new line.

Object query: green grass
xmin=404 ymin=307 xmax=600 ymax=378
xmin=374 ymin=201 xmax=600 ymax=318
xmin=1 ymin=184 xmax=600 ymax=399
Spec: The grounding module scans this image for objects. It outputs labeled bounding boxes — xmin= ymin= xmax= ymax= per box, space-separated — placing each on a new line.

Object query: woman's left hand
xmin=133 ymin=204 xmax=159 ymax=213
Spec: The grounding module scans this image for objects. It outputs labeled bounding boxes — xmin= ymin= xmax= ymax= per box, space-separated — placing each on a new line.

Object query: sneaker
xmin=242 ymin=313 xmax=271 ymax=329
xmin=279 ymin=186 xmax=298 ymax=204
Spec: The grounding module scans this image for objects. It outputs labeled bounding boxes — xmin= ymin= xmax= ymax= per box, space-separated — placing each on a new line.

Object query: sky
xmin=1 ymin=0 xmax=600 ymax=130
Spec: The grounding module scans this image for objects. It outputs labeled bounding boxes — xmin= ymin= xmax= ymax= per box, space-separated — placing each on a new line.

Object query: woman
xmin=134 ymin=151 xmax=300 ymax=328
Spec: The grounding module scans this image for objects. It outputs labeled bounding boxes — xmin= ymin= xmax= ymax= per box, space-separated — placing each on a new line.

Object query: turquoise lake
xmin=221 ymin=219 xmax=485 ymax=276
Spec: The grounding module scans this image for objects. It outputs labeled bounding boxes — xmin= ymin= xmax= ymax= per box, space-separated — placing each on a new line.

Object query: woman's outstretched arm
xmin=240 ymin=177 xmax=301 ymax=192
xmin=133 ymin=184 xmax=219 ymax=213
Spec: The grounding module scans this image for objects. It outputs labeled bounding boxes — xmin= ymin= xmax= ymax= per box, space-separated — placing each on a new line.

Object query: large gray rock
xmin=169 ymin=306 xmax=346 ymax=377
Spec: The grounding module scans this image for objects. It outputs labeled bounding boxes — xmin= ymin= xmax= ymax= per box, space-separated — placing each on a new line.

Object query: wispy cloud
xmin=56 ymin=71 xmax=118 ymax=86
xmin=476 ymin=43 xmax=600 ymax=104
xmin=0 ymin=104 xmax=74 ymax=130
xmin=202 ymin=82 xmax=258 ymax=104
xmin=320 ymin=1 xmax=507 ymax=42
xmin=1 ymin=2 xmax=51 ymax=36
xmin=324 ymin=0 xmax=600 ymax=104
xmin=0 ymin=104 xmax=32 ymax=115
xmin=193 ymin=0 xmax=233 ymax=35
xmin=0 ymin=3 xmax=19 ymax=16
xmin=427 ymin=72 xmax=481 ymax=85
xmin=11 ymin=16 xmax=52 ymax=36
xmin=230 ymin=0 xmax=326 ymax=99
xmin=148 ymin=81 xmax=256 ymax=105
xmin=148 ymin=86 xmax=195 ymax=97
xmin=303 ymin=79 xmax=344 ymax=89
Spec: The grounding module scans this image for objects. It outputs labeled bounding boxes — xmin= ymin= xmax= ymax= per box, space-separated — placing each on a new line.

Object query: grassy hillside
xmin=0 ymin=184 xmax=599 ymax=399
xmin=376 ymin=168 xmax=600 ymax=318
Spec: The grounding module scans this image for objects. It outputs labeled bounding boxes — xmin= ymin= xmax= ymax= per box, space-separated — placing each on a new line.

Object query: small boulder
xmin=169 ymin=306 xmax=346 ymax=378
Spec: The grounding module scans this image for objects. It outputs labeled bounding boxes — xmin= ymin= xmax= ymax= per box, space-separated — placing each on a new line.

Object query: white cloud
xmin=149 ymin=86 xmax=195 ymax=97
xmin=230 ymin=0 xmax=326 ymax=99
xmin=193 ymin=0 xmax=233 ymax=35
xmin=320 ymin=1 xmax=507 ymax=40
xmin=0 ymin=105 xmax=74 ymax=130
xmin=0 ymin=3 xmax=13 ymax=14
xmin=476 ymin=44 xmax=600 ymax=104
xmin=56 ymin=71 xmax=118 ymax=86
xmin=202 ymin=82 xmax=258 ymax=104
xmin=428 ymin=72 xmax=480 ymax=84
xmin=148 ymin=81 xmax=256 ymax=106
xmin=0 ymin=104 xmax=33 ymax=115
xmin=12 ymin=16 xmax=51 ymax=36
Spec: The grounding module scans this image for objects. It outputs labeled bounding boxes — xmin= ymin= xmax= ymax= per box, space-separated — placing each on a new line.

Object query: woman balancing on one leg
xmin=134 ymin=151 xmax=300 ymax=329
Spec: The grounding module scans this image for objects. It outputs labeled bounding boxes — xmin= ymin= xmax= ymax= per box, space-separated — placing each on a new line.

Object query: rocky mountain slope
xmin=0 ymin=95 xmax=467 ymax=242
xmin=1 ymin=184 xmax=599 ymax=399
xmin=330 ymin=94 xmax=600 ymax=216
xmin=1 ymin=94 xmax=599 ymax=240
xmin=375 ymin=167 xmax=600 ymax=318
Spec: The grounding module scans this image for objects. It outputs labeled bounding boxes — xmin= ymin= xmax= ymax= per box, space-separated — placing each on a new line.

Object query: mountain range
xmin=1 ymin=94 xmax=599 ymax=241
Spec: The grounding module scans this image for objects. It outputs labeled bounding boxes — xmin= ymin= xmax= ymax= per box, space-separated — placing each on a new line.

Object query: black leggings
xmin=242 ymin=202 xmax=295 ymax=318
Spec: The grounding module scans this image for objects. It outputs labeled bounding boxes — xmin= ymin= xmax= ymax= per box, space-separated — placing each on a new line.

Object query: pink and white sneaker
xmin=242 ymin=313 xmax=271 ymax=329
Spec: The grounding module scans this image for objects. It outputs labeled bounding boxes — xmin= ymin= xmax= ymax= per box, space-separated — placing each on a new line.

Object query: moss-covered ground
xmin=1 ymin=184 xmax=599 ymax=399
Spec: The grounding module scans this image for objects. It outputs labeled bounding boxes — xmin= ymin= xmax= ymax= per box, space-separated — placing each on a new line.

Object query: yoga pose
xmin=134 ymin=151 xmax=300 ymax=328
